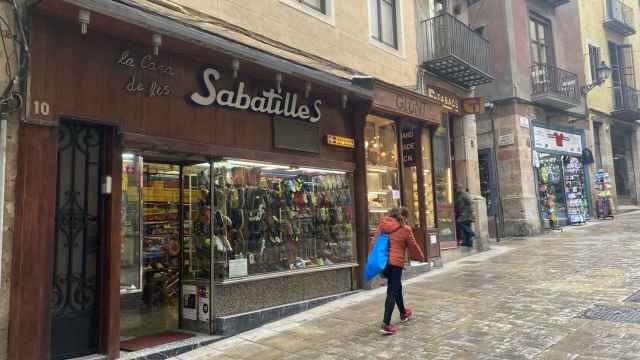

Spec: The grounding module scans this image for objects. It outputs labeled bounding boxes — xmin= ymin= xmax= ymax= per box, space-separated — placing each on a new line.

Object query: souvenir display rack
xmin=595 ymin=169 xmax=614 ymax=219
xmin=563 ymin=156 xmax=588 ymax=225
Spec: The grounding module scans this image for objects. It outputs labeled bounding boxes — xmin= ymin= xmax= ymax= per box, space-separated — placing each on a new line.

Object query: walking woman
xmin=373 ymin=207 xmax=425 ymax=335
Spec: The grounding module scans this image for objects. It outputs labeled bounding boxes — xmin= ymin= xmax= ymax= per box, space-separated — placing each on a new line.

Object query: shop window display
xmin=421 ymin=129 xmax=435 ymax=228
xmin=365 ymin=115 xmax=401 ymax=230
xmin=212 ymin=160 xmax=355 ymax=280
xmin=433 ymin=117 xmax=455 ymax=242
xmin=121 ymin=154 xmax=143 ymax=293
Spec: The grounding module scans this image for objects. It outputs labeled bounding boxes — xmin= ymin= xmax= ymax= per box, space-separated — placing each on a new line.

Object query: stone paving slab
xmin=178 ymin=211 xmax=640 ymax=360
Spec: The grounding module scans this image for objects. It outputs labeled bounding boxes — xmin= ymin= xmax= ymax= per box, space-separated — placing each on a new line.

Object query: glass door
xmin=120 ymin=158 xmax=214 ymax=345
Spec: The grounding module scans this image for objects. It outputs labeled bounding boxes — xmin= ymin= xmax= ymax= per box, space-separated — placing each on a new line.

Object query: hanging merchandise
xmin=537 ymin=153 xmax=567 ymax=228
xmin=594 ymin=169 xmax=614 ymax=219
xmin=563 ymin=156 xmax=587 ymax=225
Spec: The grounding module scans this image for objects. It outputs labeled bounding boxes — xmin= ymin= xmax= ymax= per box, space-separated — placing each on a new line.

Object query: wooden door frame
xmin=8 ymin=119 xmax=121 ymax=360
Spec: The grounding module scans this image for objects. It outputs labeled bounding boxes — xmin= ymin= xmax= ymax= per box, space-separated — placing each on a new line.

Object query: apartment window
xmin=529 ymin=15 xmax=554 ymax=65
xmin=589 ymin=45 xmax=602 ymax=83
xmin=609 ymin=41 xmax=635 ymax=109
xmin=370 ymin=0 xmax=399 ymax=48
xmin=297 ymin=0 xmax=326 ymax=14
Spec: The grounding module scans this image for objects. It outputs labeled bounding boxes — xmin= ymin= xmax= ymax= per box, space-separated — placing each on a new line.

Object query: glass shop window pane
xmin=212 ymin=159 xmax=355 ymax=280
xmin=182 ymin=163 xmax=212 ymax=281
xmin=433 ymin=117 xmax=455 ymax=242
xmin=365 ymin=115 xmax=401 ymax=231
xmin=422 ymin=128 xmax=435 ymax=228
xmin=121 ymin=153 xmax=142 ymax=293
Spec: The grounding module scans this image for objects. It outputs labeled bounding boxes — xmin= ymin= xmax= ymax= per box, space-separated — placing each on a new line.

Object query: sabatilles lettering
xmin=190 ymin=68 xmax=322 ymax=123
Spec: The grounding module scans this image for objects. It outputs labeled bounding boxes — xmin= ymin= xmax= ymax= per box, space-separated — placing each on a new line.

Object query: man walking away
xmin=455 ymin=187 xmax=476 ymax=247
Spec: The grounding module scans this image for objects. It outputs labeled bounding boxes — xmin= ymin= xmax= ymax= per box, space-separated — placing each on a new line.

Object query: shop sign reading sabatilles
xmin=189 ymin=68 xmax=323 ymax=123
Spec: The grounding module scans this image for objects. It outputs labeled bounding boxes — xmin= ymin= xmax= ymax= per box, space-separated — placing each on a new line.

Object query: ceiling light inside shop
xmin=227 ymin=160 xmax=290 ymax=170
xmin=122 ymin=153 xmax=135 ymax=160
xmin=298 ymin=167 xmax=346 ymax=175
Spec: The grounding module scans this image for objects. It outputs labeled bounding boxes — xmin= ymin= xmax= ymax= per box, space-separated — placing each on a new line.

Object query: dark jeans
xmin=383 ymin=265 xmax=405 ymax=325
xmin=457 ymin=221 xmax=475 ymax=247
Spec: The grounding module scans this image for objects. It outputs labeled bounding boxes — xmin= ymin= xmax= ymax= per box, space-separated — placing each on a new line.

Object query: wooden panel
xmin=9 ymin=124 xmax=58 ymax=360
xmin=99 ymin=129 xmax=122 ymax=359
xmin=351 ymin=102 xmax=372 ymax=288
xmin=29 ymin=14 xmax=354 ymax=166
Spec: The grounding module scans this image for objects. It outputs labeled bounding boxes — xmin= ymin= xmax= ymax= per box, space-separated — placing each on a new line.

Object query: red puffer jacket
xmin=373 ymin=216 xmax=425 ymax=268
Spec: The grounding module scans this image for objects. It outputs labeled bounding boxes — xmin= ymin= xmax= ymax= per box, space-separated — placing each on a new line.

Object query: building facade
xmin=472 ymin=0 xmax=591 ymax=237
xmin=4 ymin=1 xmax=492 ymax=359
xmin=578 ymin=0 xmax=640 ymax=210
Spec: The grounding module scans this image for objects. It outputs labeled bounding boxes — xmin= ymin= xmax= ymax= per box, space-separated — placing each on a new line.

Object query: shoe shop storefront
xmin=360 ymin=81 xmax=462 ymax=274
xmin=10 ymin=3 xmax=373 ymax=360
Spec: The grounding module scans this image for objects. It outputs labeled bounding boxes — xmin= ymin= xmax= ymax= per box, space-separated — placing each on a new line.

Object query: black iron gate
xmin=51 ymin=120 xmax=104 ymax=360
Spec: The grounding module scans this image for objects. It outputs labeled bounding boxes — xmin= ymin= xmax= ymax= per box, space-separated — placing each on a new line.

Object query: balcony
xmin=612 ymin=86 xmax=640 ymax=121
xmin=530 ymin=63 xmax=581 ymax=110
xmin=419 ymin=13 xmax=493 ymax=88
xmin=540 ymin=0 xmax=571 ymax=6
xmin=604 ymin=0 xmax=635 ymax=36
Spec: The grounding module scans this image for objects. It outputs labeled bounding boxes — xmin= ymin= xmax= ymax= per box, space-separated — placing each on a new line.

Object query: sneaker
xmin=400 ymin=309 xmax=413 ymax=323
xmin=379 ymin=324 xmax=399 ymax=335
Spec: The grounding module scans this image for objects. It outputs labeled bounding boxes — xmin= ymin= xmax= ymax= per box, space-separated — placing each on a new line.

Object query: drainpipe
xmin=0 ymin=112 xmax=7 ymax=284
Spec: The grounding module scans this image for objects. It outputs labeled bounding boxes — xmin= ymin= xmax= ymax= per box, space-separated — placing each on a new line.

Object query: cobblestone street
xmin=180 ymin=211 xmax=640 ymax=360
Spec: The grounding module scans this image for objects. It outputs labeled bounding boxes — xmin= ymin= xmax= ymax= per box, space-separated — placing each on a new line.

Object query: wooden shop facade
xmin=8 ymin=2 xmax=463 ymax=360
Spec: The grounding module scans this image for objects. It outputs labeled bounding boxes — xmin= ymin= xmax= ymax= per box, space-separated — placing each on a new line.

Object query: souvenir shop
xmin=10 ymin=4 xmax=372 ymax=360
xmin=532 ymin=124 xmax=592 ymax=228
xmin=364 ymin=82 xmax=462 ymax=263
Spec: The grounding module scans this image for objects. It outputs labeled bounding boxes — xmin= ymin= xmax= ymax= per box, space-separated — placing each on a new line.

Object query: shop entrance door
xmin=120 ymin=159 xmax=213 ymax=350
xmin=51 ymin=120 xmax=105 ymax=359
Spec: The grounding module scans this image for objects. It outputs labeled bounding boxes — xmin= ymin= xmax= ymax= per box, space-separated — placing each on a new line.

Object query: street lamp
xmin=581 ymin=61 xmax=611 ymax=95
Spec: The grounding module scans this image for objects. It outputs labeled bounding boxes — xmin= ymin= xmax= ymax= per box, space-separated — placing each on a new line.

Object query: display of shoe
xmin=400 ymin=309 xmax=413 ymax=323
xmin=379 ymin=324 xmax=399 ymax=335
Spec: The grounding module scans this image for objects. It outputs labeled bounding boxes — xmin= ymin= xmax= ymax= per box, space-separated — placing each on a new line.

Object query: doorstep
xmin=119 ymin=334 xmax=221 ymax=360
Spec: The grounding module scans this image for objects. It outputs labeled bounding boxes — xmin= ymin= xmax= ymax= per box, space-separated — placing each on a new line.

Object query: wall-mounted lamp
xmin=305 ymin=83 xmax=312 ymax=98
xmin=341 ymin=94 xmax=348 ymax=109
xmin=152 ymin=34 xmax=162 ymax=56
xmin=581 ymin=61 xmax=612 ymax=96
xmin=275 ymin=73 xmax=283 ymax=93
xmin=232 ymin=59 xmax=240 ymax=79
xmin=78 ymin=9 xmax=90 ymax=35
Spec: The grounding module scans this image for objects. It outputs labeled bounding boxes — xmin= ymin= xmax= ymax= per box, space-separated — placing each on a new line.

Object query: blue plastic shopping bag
xmin=364 ymin=232 xmax=390 ymax=281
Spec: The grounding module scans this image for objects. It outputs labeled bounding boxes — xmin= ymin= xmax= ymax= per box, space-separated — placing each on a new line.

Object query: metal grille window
xmin=589 ymin=45 xmax=601 ymax=83
xmin=529 ymin=15 xmax=554 ymax=66
xmin=370 ymin=0 xmax=399 ymax=49
xmin=297 ymin=0 xmax=326 ymax=14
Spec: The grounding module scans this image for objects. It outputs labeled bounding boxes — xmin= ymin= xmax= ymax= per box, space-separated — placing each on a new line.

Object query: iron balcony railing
xmin=604 ymin=0 xmax=635 ymax=36
xmin=419 ymin=13 xmax=492 ymax=88
xmin=530 ymin=63 xmax=580 ymax=103
xmin=614 ymin=85 xmax=640 ymax=113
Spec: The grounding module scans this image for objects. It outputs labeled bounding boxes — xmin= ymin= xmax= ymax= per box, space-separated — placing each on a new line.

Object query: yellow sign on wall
xmin=326 ymin=135 xmax=355 ymax=148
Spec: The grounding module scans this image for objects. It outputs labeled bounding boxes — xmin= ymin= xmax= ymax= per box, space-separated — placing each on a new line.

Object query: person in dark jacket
xmin=455 ymin=187 xmax=476 ymax=247
xmin=372 ymin=207 xmax=425 ymax=335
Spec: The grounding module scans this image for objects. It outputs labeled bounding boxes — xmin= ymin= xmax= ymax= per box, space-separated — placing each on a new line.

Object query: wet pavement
xmin=178 ymin=211 xmax=640 ymax=360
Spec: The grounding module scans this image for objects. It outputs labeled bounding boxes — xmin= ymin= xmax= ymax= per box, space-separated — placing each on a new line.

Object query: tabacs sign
xmin=424 ymin=86 xmax=461 ymax=114
xmin=189 ymin=68 xmax=322 ymax=123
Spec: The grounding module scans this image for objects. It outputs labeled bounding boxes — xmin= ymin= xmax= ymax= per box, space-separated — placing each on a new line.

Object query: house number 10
xmin=33 ymin=101 xmax=50 ymax=116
